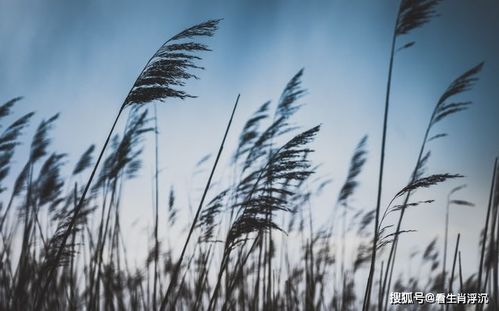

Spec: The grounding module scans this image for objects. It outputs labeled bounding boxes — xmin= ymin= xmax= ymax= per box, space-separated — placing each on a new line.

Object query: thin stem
xmin=443 ymin=193 xmax=451 ymax=291
xmin=477 ymin=159 xmax=497 ymax=293
xmin=160 ymin=94 xmax=240 ymax=310
xmin=153 ymin=103 xmax=160 ymax=311
xmin=364 ymin=9 xmax=398 ymax=311
xmin=446 ymin=233 xmax=460 ymax=311
xmin=458 ymin=251 xmax=463 ymax=293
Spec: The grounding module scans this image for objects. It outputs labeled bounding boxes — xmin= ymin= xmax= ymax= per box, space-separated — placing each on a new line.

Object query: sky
xmin=0 ymin=0 xmax=498 ymax=279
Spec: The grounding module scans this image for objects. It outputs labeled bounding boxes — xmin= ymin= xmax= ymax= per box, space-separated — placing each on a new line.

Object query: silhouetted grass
xmin=0 ymin=12 xmax=495 ymax=311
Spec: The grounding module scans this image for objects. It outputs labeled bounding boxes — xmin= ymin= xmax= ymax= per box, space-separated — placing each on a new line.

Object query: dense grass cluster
xmin=0 ymin=1 xmax=497 ymax=310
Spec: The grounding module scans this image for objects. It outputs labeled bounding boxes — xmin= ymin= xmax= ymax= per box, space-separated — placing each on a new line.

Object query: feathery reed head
xmin=396 ymin=0 xmax=440 ymax=36
xmin=0 ymin=112 xmax=34 ymax=192
xmin=338 ymin=135 xmax=368 ymax=205
xmin=234 ymin=101 xmax=271 ymax=163
xmin=198 ymin=189 xmax=228 ymax=243
xmin=276 ymin=68 xmax=306 ymax=120
xmin=36 ymin=152 xmax=66 ymax=208
xmin=227 ymin=125 xmax=320 ymax=250
xmin=30 ymin=114 xmax=59 ymax=163
xmin=0 ymin=97 xmax=22 ymax=121
xmin=395 ymin=173 xmax=463 ymax=199
xmin=123 ymin=19 xmax=221 ymax=107
xmin=72 ymin=145 xmax=95 ymax=175
xmin=431 ymin=63 xmax=484 ymax=126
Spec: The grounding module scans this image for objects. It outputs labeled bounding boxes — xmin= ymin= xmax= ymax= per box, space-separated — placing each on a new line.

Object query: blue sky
xmin=1 ymin=0 xmax=498 ymax=276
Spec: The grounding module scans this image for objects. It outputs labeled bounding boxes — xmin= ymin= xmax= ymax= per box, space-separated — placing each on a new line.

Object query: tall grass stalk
xmin=153 ymin=103 xmax=160 ymax=311
xmin=445 ymin=233 xmax=460 ymax=311
xmin=477 ymin=159 xmax=497 ymax=294
xmin=160 ymin=94 xmax=240 ymax=310
xmin=362 ymin=6 xmax=398 ymax=311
